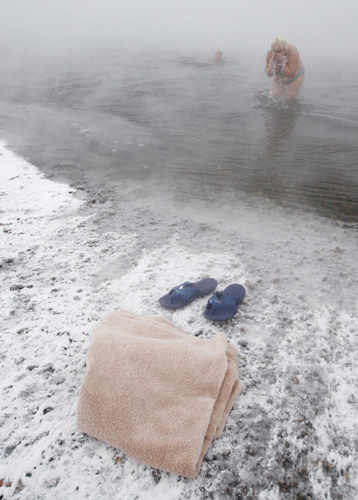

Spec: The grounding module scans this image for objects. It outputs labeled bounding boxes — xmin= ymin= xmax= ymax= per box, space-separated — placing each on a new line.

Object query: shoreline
xmin=0 ymin=94 xmax=358 ymax=223
xmin=1 ymin=141 xmax=358 ymax=499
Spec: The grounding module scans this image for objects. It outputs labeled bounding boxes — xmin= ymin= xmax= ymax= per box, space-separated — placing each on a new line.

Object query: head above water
xmin=214 ymin=50 xmax=223 ymax=61
xmin=271 ymin=37 xmax=288 ymax=53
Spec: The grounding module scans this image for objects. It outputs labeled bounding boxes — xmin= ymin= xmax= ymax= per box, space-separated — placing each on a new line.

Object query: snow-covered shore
xmin=1 ymin=140 xmax=358 ymax=500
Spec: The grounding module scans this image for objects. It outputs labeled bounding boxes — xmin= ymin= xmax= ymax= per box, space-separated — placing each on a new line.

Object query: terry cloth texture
xmin=77 ymin=310 xmax=243 ymax=479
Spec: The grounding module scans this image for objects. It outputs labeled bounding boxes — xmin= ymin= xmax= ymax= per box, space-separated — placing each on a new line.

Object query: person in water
xmin=265 ymin=37 xmax=305 ymax=100
xmin=213 ymin=50 xmax=223 ymax=62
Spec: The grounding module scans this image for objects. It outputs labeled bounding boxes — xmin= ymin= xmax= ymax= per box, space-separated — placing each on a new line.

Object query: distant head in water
xmin=265 ymin=37 xmax=305 ymax=101
xmin=213 ymin=50 xmax=223 ymax=63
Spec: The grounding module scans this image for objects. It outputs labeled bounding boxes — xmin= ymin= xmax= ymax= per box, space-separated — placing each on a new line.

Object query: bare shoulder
xmin=288 ymin=44 xmax=299 ymax=57
xmin=288 ymin=45 xmax=299 ymax=62
xmin=290 ymin=51 xmax=299 ymax=62
xmin=286 ymin=45 xmax=300 ymax=72
xmin=265 ymin=49 xmax=272 ymax=62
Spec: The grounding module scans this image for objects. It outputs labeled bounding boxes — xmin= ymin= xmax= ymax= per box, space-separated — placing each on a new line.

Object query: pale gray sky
xmin=1 ymin=0 xmax=357 ymax=58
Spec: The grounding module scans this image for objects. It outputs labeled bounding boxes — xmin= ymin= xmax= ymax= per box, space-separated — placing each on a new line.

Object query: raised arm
xmin=265 ymin=50 xmax=275 ymax=77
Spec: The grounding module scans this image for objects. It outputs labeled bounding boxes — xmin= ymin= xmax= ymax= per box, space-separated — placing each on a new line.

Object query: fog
xmin=1 ymin=0 xmax=357 ymax=61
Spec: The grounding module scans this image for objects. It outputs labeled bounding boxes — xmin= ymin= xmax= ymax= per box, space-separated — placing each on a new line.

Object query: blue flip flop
xmin=203 ymin=284 xmax=245 ymax=321
xmin=159 ymin=278 xmax=217 ymax=309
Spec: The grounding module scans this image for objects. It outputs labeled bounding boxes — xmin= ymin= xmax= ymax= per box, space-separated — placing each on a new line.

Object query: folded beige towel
xmin=77 ymin=310 xmax=243 ymax=478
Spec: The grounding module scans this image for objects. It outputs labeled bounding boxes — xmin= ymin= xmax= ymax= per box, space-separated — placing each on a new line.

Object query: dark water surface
xmin=1 ymin=50 xmax=357 ymax=220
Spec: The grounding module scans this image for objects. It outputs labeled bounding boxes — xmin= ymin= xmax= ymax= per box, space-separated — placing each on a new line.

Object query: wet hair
xmin=271 ymin=37 xmax=288 ymax=52
xmin=215 ymin=50 xmax=223 ymax=57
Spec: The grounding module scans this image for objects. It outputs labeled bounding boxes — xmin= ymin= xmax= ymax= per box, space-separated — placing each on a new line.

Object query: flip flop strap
xmin=169 ymin=282 xmax=197 ymax=302
xmin=207 ymin=293 xmax=237 ymax=312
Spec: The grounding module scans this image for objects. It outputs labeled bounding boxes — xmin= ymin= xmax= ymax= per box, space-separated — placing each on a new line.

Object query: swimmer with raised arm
xmin=265 ymin=37 xmax=305 ymax=100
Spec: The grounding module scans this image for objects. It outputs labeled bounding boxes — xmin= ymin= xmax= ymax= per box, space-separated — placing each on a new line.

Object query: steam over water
xmin=2 ymin=46 xmax=358 ymax=499
xmin=1 ymin=50 xmax=358 ymax=220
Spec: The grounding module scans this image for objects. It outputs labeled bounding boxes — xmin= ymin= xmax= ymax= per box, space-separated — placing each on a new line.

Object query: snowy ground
xmin=1 ymin=140 xmax=358 ymax=500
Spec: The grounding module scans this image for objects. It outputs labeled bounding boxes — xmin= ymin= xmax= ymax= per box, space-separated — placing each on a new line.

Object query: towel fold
xmin=77 ymin=310 xmax=242 ymax=478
